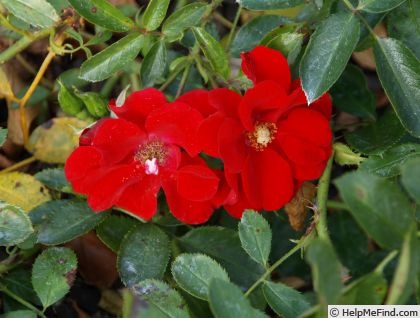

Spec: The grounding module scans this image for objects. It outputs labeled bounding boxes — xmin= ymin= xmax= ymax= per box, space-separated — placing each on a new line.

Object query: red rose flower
xmin=180 ymin=46 xmax=333 ymax=217
xmin=65 ymin=88 xmax=220 ymax=224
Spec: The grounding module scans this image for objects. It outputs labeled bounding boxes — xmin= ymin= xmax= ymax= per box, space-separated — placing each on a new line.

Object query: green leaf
xmin=0 ymin=0 xmax=59 ymax=28
xmin=1 ymin=269 xmax=40 ymax=306
xmin=238 ymin=211 xmax=272 ymax=267
xmin=360 ymin=143 xmax=420 ymax=177
xmin=35 ymin=168 xmax=71 ymax=192
xmin=340 ymin=272 xmax=388 ymax=305
xmin=68 ymin=0 xmax=134 ymax=32
xmin=231 ymin=16 xmax=287 ymax=57
xmin=178 ymin=226 xmax=264 ymax=289
xmin=140 ymin=39 xmax=168 ymax=87
xmin=80 ymin=33 xmax=144 ymax=82
xmin=192 ymin=27 xmax=230 ymax=79
xmin=335 ymin=171 xmax=414 ymax=249
xmin=401 ymin=157 xmax=420 ymax=204
xmin=171 ymin=253 xmax=230 ymax=300
xmin=209 ymin=279 xmax=267 ymax=318
xmin=0 ymin=128 xmax=7 ymax=147
xmin=57 ymin=82 xmax=84 ymax=116
xmin=128 ymin=279 xmax=189 ymax=318
xmin=330 ymin=64 xmax=376 ymax=119
xmin=306 ymin=239 xmax=343 ymax=306
xmin=262 ymin=281 xmax=310 ymax=318
xmin=0 ymin=310 xmax=37 ymax=318
xmin=141 ymin=0 xmax=170 ymax=31
xmin=32 ymin=247 xmax=77 ymax=309
xmin=300 ymin=11 xmax=360 ymax=103
xmin=118 ymin=224 xmax=170 ymax=286
xmin=386 ymin=225 xmax=419 ymax=304
xmin=358 ymin=0 xmax=407 ymax=13
xmin=75 ymin=91 xmax=109 ymax=117
xmin=387 ymin=0 xmax=420 ymax=59
xmin=96 ymin=215 xmax=138 ymax=252
xmin=30 ymin=200 xmax=106 ymax=245
xmin=345 ymin=110 xmax=406 ymax=155
xmin=238 ymin=0 xmax=305 ymax=10
xmin=0 ymin=202 xmax=33 ymax=246
xmin=373 ymin=37 xmax=420 ymax=137
xmin=260 ymin=25 xmax=304 ymax=65
xmin=162 ymin=2 xmax=209 ymax=42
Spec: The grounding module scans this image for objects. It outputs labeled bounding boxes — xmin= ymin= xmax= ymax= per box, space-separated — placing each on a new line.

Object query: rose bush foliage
xmin=0 ymin=0 xmax=419 ymax=317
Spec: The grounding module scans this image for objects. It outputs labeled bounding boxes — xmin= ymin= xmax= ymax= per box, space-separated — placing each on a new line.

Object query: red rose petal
xmin=177 ymin=164 xmax=219 ymax=202
xmin=242 ymin=148 xmax=294 ymax=211
xmin=208 ymin=88 xmax=242 ymax=118
xmin=176 ymin=89 xmax=215 ymax=117
xmin=109 ymin=88 xmax=167 ymax=126
xmin=241 ymin=46 xmax=291 ymax=90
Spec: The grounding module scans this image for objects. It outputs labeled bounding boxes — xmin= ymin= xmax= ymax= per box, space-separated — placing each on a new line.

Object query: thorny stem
xmin=0 ymin=284 xmax=47 ymax=318
xmin=226 ymin=5 xmax=242 ymax=50
xmin=315 ymin=154 xmax=334 ymax=242
xmin=0 ymin=156 xmax=36 ymax=174
xmin=244 ymin=231 xmax=315 ymax=297
xmin=18 ymin=33 xmax=66 ymax=146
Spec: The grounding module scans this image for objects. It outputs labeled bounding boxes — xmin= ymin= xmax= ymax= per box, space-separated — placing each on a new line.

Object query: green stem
xmin=374 ymin=250 xmax=398 ymax=274
xmin=100 ymin=73 xmax=121 ymax=98
xmin=129 ymin=73 xmax=141 ymax=91
xmin=0 ymin=284 xmax=47 ymax=318
xmin=244 ymin=232 xmax=314 ymax=297
xmin=159 ymin=66 xmax=185 ymax=91
xmin=326 ymin=200 xmax=350 ymax=211
xmin=225 ymin=5 xmax=242 ymax=50
xmin=340 ymin=0 xmax=376 ymax=37
xmin=0 ymin=28 xmax=52 ymax=64
xmin=315 ymin=154 xmax=334 ymax=242
xmin=175 ymin=63 xmax=192 ymax=98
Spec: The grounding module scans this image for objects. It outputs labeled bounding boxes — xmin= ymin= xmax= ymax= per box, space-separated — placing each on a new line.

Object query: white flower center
xmin=256 ymin=126 xmax=271 ymax=146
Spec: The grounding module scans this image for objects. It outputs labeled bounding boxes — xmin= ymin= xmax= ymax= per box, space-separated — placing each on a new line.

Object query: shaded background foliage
xmin=0 ymin=0 xmax=419 ymax=317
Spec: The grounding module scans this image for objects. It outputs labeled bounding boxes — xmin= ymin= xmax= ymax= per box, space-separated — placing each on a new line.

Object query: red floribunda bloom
xmin=179 ymin=46 xmax=333 ymax=217
xmin=64 ymin=88 xmax=221 ymax=224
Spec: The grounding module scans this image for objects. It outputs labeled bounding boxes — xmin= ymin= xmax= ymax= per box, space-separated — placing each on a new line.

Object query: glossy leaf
xmin=141 ymin=40 xmax=168 ymax=87
xmin=171 ymin=253 xmax=230 ymax=300
xmin=306 ymin=239 xmax=343 ymax=306
xmin=57 ymin=82 xmax=84 ymax=116
xmin=178 ymin=226 xmax=264 ymax=289
xmin=335 ymin=171 xmax=414 ymax=249
xmin=162 ymin=2 xmax=209 ymax=42
xmin=358 ymin=0 xmax=407 ymax=13
xmin=129 ymin=279 xmax=189 ymax=318
xmin=209 ymin=279 xmax=267 ymax=318
xmin=118 ymin=224 xmax=170 ymax=286
xmin=0 ymin=310 xmax=37 ymax=318
xmin=345 ymin=110 xmax=406 ymax=155
xmin=360 ymin=143 xmax=420 ymax=177
xmin=238 ymin=0 xmax=305 ymax=10
xmin=80 ymin=33 xmax=144 ymax=82
xmin=401 ymin=157 xmax=420 ymax=204
xmin=27 ymin=117 xmax=87 ymax=164
xmin=0 ymin=202 xmax=33 ymax=246
xmin=30 ymin=200 xmax=106 ymax=245
xmin=262 ymin=281 xmax=310 ymax=318
xmin=373 ymin=37 xmax=420 ymax=137
xmin=1 ymin=268 xmax=40 ymax=306
xmin=96 ymin=215 xmax=138 ymax=252
xmin=386 ymin=225 xmax=419 ymax=304
xmin=340 ymin=272 xmax=388 ymax=304
xmin=330 ymin=64 xmax=376 ymax=119
xmin=0 ymin=0 xmax=59 ymax=28
xmin=0 ymin=172 xmax=51 ymax=212
xmin=300 ymin=11 xmax=360 ymax=103
xmin=68 ymin=0 xmax=134 ymax=32
xmin=192 ymin=27 xmax=230 ymax=79
xmin=231 ymin=16 xmax=287 ymax=57
xmin=238 ymin=211 xmax=272 ymax=267
xmin=76 ymin=91 xmax=109 ymax=117
xmin=32 ymin=247 xmax=77 ymax=309
xmin=141 ymin=0 xmax=170 ymax=31
xmin=387 ymin=0 xmax=420 ymax=59
xmin=34 ymin=168 xmax=71 ymax=192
